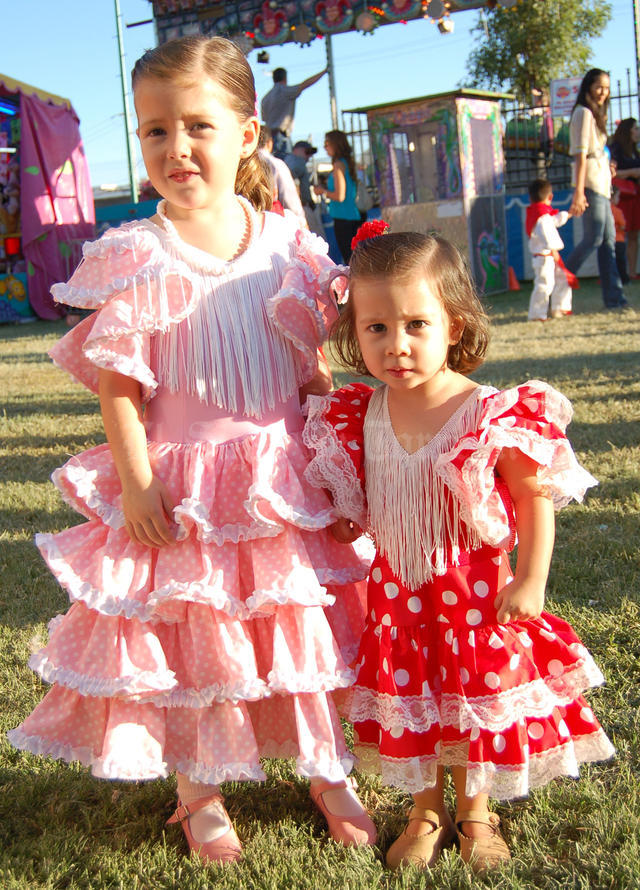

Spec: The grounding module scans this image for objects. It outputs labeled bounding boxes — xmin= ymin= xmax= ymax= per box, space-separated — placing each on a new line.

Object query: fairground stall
xmin=0 ymin=74 xmax=94 ymax=322
xmin=351 ymin=89 xmax=510 ymax=295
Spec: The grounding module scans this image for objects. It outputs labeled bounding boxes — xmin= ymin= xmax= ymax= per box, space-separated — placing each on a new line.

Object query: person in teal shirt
xmin=314 ymin=130 xmax=361 ymax=261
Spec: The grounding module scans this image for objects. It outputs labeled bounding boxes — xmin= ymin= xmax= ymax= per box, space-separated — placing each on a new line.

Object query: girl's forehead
xmin=351 ymin=273 xmax=444 ymax=314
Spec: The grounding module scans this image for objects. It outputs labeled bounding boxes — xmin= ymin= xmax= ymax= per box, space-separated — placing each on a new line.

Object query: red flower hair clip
xmin=351 ymin=218 xmax=389 ymax=250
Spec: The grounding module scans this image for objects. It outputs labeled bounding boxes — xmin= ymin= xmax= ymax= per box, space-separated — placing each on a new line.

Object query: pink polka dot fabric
xmin=8 ymin=212 xmax=371 ymax=786
xmin=304 ymin=383 xmax=614 ymax=801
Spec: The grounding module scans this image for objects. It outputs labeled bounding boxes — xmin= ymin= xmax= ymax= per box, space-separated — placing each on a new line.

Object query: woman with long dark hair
xmin=609 ymin=117 xmax=640 ymax=278
xmin=314 ymin=130 xmax=361 ymax=262
xmin=565 ymin=69 xmax=628 ymax=309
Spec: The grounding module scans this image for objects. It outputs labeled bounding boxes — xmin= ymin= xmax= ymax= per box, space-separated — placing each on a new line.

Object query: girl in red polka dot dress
xmin=304 ymin=228 xmax=614 ymax=873
xmin=8 ymin=37 xmax=377 ymax=864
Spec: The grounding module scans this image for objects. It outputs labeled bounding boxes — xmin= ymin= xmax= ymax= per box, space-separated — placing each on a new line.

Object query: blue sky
xmin=2 ymin=0 xmax=637 ymax=188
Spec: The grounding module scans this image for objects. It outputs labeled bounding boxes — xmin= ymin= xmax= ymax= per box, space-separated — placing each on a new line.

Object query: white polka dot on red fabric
xmin=352 ymin=399 xmax=361 ymax=405
xmin=558 ymin=719 xmax=570 ymax=738
xmin=374 ymin=626 xmax=382 ymax=637
xmin=580 ymin=707 xmax=595 ymax=723
xmin=411 ymin=639 xmax=418 ymax=651
xmin=382 ymin=657 xmax=389 ymax=673
xmin=407 ymin=596 xmax=422 ymax=613
xmin=390 ymin=724 xmax=404 ymax=738
xmin=335 ymin=422 xmax=348 ymax=431
xmin=371 ymin=567 xmax=382 ymax=583
xmin=384 ymin=582 xmax=399 ymax=599
xmin=540 ymin=628 xmax=557 ymax=642
xmin=394 ymin=669 xmax=410 ymax=686
xmin=370 ymin=609 xmax=376 ymax=621
xmin=474 ymin=580 xmax=489 ymax=598
xmin=437 ymin=614 xmax=449 ymax=623
xmin=381 ymin=614 xmax=391 ymax=626
xmin=541 ymin=618 xmax=553 ymax=631
xmin=493 ymin=734 xmax=506 ymax=753
xmin=484 ymin=671 xmax=500 ymax=689
xmin=528 ymin=722 xmax=544 ymax=740
xmin=440 ymin=666 xmax=447 ymax=681
xmin=422 ymin=646 xmax=429 ymax=658
xmin=347 ymin=441 xmax=360 ymax=451
xmin=422 ymin=679 xmax=430 ymax=695
xmin=466 ymin=609 xmax=482 ymax=626
xmin=468 ymin=631 xmax=476 ymax=648
xmin=452 ymin=638 xmax=459 ymax=655
xmin=492 ymin=556 xmax=501 ymax=565
xmin=488 ymin=632 xmax=503 ymax=649
xmin=442 ymin=590 xmax=457 ymax=605
xmin=470 ymin=726 xmax=480 ymax=741
xmin=547 ymin=659 xmax=564 ymax=677
xmin=570 ymin=642 xmax=586 ymax=657
xmin=445 ymin=628 xmax=454 ymax=645
xmin=509 ymin=654 xmax=520 ymax=670
xmin=460 ymin=666 xmax=469 ymax=684
xmin=519 ymin=631 xmax=533 ymax=648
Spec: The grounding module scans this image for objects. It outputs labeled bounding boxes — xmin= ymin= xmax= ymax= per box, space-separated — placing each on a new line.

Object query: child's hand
xmin=121 ymin=475 xmax=176 ymax=548
xmin=330 ymin=517 xmax=362 ymax=543
xmin=494 ymin=577 xmax=545 ymax=624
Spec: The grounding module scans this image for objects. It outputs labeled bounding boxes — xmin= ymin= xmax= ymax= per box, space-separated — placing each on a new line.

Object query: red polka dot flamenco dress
xmin=304 ymin=381 xmax=614 ymax=800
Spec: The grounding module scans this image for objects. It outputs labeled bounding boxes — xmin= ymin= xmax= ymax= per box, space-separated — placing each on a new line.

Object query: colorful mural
xmin=367 ymin=98 xmax=462 ymax=207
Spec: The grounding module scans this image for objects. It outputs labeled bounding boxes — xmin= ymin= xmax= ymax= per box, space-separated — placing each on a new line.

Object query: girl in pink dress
xmin=304 ymin=228 xmax=614 ymax=874
xmin=8 ymin=36 xmax=377 ymax=863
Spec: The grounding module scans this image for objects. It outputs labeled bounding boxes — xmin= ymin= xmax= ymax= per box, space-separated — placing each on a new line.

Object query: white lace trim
xmin=354 ymin=730 xmax=614 ymax=798
xmin=303 ymin=395 xmax=367 ymax=528
xmin=348 ymin=656 xmax=605 ymax=734
xmin=365 ymin=387 xmax=486 ymax=589
xmin=35 ymin=533 xmax=336 ymax=623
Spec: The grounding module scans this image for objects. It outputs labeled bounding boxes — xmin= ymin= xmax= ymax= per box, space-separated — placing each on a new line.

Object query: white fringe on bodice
xmin=152 ymin=203 xmax=301 ymax=418
xmin=364 ymin=386 xmax=486 ymax=590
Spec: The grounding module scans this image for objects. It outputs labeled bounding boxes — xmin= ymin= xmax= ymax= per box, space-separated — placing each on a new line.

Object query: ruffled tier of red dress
xmin=8 ymin=209 xmax=370 ymax=784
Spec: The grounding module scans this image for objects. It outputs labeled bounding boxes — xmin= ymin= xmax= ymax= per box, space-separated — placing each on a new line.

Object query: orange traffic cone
xmin=508 ymin=266 xmax=520 ymax=291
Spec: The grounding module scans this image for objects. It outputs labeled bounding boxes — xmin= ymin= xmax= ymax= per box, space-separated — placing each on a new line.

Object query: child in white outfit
xmin=527 ymin=179 xmax=574 ymax=321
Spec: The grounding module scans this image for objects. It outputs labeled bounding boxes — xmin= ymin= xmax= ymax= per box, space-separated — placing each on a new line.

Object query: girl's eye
xmin=147 ymin=128 xmax=165 ymax=138
xmin=191 ymin=122 xmax=212 ymax=132
xmin=409 ymin=320 xmax=428 ymax=329
xmin=368 ymin=323 xmax=386 ymax=333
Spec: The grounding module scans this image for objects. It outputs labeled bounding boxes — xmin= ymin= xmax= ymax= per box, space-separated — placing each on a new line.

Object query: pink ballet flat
xmin=166 ymin=793 xmax=242 ymax=864
xmin=309 ymin=777 xmax=377 ymax=846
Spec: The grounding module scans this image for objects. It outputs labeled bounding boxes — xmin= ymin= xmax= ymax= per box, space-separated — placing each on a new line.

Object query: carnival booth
xmin=0 ymin=74 xmax=94 ymax=322
xmin=355 ymin=90 xmax=509 ymax=295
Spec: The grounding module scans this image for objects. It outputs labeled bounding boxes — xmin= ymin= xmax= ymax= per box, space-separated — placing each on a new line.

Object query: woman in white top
xmin=565 ymin=69 xmax=628 ymax=309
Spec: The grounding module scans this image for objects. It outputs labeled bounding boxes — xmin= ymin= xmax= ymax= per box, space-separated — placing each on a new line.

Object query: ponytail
xmin=236 ymin=148 xmax=273 ymax=211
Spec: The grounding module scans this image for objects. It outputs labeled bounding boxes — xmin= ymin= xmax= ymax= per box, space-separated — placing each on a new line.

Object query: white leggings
xmin=529 ymin=255 xmax=572 ymax=320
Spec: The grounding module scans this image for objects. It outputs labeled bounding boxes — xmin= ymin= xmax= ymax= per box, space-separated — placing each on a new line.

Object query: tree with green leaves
xmin=465 ymin=0 xmax=612 ymax=102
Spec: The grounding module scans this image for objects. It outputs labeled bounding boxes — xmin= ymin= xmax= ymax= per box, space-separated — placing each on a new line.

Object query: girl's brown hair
xmin=325 ymin=130 xmax=357 ymax=181
xmin=573 ymin=68 xmax=609 ymax=136
xmin=609 ymin=117 xmax=639 ymax=159
xmin=332 ymin=231 xmax=489 ymax=377
xmin=132 ymin=36 xmax=272 ymax=211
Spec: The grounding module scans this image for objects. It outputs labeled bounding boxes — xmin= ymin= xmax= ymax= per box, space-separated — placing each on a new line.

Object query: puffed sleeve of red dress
xmin=303 ymin=382 xmax=376 ymax=531
xmin=435 ymin=380 xmax=598 ymax=549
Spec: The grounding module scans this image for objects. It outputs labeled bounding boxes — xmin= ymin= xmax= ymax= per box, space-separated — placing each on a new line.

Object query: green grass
xmin=1 ymin=281 xmax=639 ymax=889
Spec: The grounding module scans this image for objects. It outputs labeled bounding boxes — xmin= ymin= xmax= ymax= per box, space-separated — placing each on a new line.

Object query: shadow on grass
xmin=2 ymin=396 xmax=99 ymax=418
xmin=1 ymin=447 xmax=103 ymax=484
xmin=0 ymin=320 xmax=66 ymax=342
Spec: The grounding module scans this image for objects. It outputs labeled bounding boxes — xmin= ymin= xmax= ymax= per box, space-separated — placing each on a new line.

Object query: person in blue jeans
xmin=566 ymin=69 xmax=629 ymax=309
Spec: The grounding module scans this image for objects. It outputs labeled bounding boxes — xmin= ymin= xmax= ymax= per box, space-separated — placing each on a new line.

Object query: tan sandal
xmin=386 ymin=806 xmax=455 ymax=870
xmin=455 ymin=809 xmax=511 ymax=873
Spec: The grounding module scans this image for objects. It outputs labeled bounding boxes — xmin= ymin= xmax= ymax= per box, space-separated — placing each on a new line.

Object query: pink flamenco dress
xmin=304 ymin=381 xmax=615 ymax=800
xmin=8 ymin=200 xmax=371 ymax=786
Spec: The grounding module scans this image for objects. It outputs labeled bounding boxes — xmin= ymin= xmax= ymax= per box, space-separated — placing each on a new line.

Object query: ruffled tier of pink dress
xmin=304 ymin=382 xmax=615 ymax=800
xmin=8 ymin=203 xmax=371 ymax=785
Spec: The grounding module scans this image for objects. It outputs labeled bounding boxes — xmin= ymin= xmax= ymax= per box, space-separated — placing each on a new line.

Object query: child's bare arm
xmin=330 ymin=517 xmax=363 ymax=543
xmin=493 ymin=448 xmax=555 ymax=624
xmin=99 ymin=368 xmax=175 ymax=548
xmin=299 ymin=349 xmax=333 ymax=402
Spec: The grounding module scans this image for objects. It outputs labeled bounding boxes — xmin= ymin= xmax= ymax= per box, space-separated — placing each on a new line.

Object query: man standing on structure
xmin=261 ymin=66 xmax=327 ymax=158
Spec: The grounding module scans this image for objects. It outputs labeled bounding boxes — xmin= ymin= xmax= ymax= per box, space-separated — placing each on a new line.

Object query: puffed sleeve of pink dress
xmin=8 ymin=201 xmax=373 ymax=785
